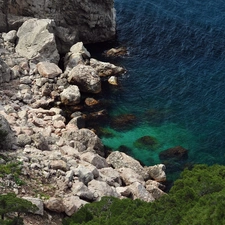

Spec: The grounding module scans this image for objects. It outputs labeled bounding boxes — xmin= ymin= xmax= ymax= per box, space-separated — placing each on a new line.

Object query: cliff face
xmin=0 ymin=0 xmax=116 ymax=52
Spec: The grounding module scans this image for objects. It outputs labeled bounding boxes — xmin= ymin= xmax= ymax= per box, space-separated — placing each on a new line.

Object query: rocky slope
xmin=0 ymin=5 xmax=167 ymax=225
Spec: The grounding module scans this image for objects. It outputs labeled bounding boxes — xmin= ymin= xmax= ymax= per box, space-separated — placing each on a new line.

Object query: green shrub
xmin=0 ymin=193 xmax=38 ymax=224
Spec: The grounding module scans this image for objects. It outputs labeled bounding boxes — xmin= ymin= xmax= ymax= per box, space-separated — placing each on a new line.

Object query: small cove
xmin=87 ymin=0 xmax=225 ymax=181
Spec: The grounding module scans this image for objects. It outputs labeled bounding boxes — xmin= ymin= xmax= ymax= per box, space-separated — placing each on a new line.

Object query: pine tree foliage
xmin=0 ymin=193 xmax=38 ymax=224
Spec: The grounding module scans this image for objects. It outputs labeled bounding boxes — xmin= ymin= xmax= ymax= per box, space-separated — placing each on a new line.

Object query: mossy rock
xmin=133 ymin=135 xmax=159 ymax=150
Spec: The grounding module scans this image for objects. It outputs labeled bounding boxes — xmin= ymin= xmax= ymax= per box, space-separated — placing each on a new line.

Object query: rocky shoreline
xmin=0 ymin=4 xmax=167 ymax=225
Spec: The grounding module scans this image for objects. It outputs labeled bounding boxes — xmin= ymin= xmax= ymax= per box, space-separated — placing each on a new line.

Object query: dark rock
xmin=84 ymin=109 xmax=108 ymax=128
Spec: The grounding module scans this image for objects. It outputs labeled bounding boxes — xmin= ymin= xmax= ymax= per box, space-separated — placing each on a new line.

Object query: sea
xmin=88 ymin=0 xmax=225 ymax=181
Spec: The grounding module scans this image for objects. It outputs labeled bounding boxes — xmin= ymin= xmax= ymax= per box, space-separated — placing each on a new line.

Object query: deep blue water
xmin=99 ymin=0 xmax=225 ymax=179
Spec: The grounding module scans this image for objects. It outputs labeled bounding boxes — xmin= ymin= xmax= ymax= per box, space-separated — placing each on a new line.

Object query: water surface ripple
xmin=101 ymin=0 xmax=225 ymax=178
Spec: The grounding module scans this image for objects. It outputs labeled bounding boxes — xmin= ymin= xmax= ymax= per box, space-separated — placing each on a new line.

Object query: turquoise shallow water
xmin=90 ymin=0 xmax=225 ymax=180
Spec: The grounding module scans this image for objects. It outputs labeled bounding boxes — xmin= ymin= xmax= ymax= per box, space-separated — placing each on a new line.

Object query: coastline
xmin=0 ymin=11 xmax=167 ymax=225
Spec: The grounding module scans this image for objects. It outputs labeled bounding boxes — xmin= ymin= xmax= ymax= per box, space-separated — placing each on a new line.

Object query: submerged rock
xmin=110 ymin=113 xmax=137 ymax=131
xmin=134 ymin=136 xmax=159 ymax=150
xmin=159 ymin=146 xmax=188 ymax=161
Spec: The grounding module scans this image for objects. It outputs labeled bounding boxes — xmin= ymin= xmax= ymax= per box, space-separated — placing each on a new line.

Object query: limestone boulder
xmin=17 ymin=133 xmax=32 ymax=147
xmin=88 ymin=179 xmax=120 ymax=201
xmin=90 ymin=58 xmax=125 ymax=77
xmin=128 ymin=182 xmax=155 ymax=202
xmin=31 ymin=132 xmax=50 ymax=151
xmin=64 ymin=42 xmax=91 ymax=74
xmin=68 ymin=64 xmax=101 ymax=93
xmin=15 ymin=18 xmax=59 ymax=64
xmin=71 ymin=181 xmax=95 ymax=201
xmin=60 ymin=145 xmax=80 ymax=158
xmin=49 ymin=160 xmax=68 ymax=172
xmin=145 ymin=182 xmax=166 ymax=200
xmin=74 ymin=162 xmax=99 ymax=185
xmin=37 ymin=62 xmax=62 ymax=79
xmin=106 ymin=151 xmax=149 ymax=180
xmin=147 ymin=164 xmax=166 ymax=182
xmin=44 ymin=197 xmax=65 ymax=213
xmin=115 ymin=186 xmax=131 ymax=198
xmin=60 ymin=85 xmax=81 ymax=105
xmin=74 ymin=165 xmax=94 ymax=185
xmin=63 ymin=196 xmax=88 ymax=216
xmin=99 ymin=167 xmax=122 ymax=187
xmin=2 ymin=30 xmax=17 ymax=43
xmin=80 ymin=152 xmax=109 ymax=169
xmin=61 ymin=128 xmax=105 ymax=157
xmin=117 ymin=167 xmax=145 ymax=186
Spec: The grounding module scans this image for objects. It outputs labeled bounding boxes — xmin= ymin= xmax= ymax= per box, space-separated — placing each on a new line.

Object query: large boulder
xmin=60 ymin=85 xmax=81 ymax=106
xmin=0 ymin=114 xmax=15 ymax=149
xmin=37 ymin=61 xmax=62 ymax=79
xmin=71 ymin=182 xmax=95 ymax=201
xmin=117 ymin=167 xmax=145 ymax=186
xmin=1 ymin=0 xmax=116 ymax=53
xmin=106 ymin=151 xmax=149 ymax=180
xmin=80 ymin=152 xmax=109 ymax=169
xmin=44 ymin=197 xmax=65 ymax=213
xmin=15 ymin=18 xmax=59 ymax=64
xmin=61 ymin=128 xmax=105 ymax=157
xmin=88 ymin=179 xmax=120 ymax=201
xmin=90 ymin=58 xmax=125 ymax=77
xmin=147 ymin=164 xmax=166 ymax=182
xmin=63 ymin=196 xmax=88 ymax=216
xmin=128 ymin=182 xmax=155 ymax=202
xmin=68 ymin=64 xmax=101 ymax=94
xmin=64 ymin=42 xmax=91 ymax=74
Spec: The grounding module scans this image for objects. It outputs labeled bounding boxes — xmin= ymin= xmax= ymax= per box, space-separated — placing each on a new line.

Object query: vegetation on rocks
xmin=0 ymin=157 xmax=24 ymax=186
xmin=63 ymin=164 xmax=225 ymax=225
xmin=0 ymin=193 xmax=37 ymax=224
